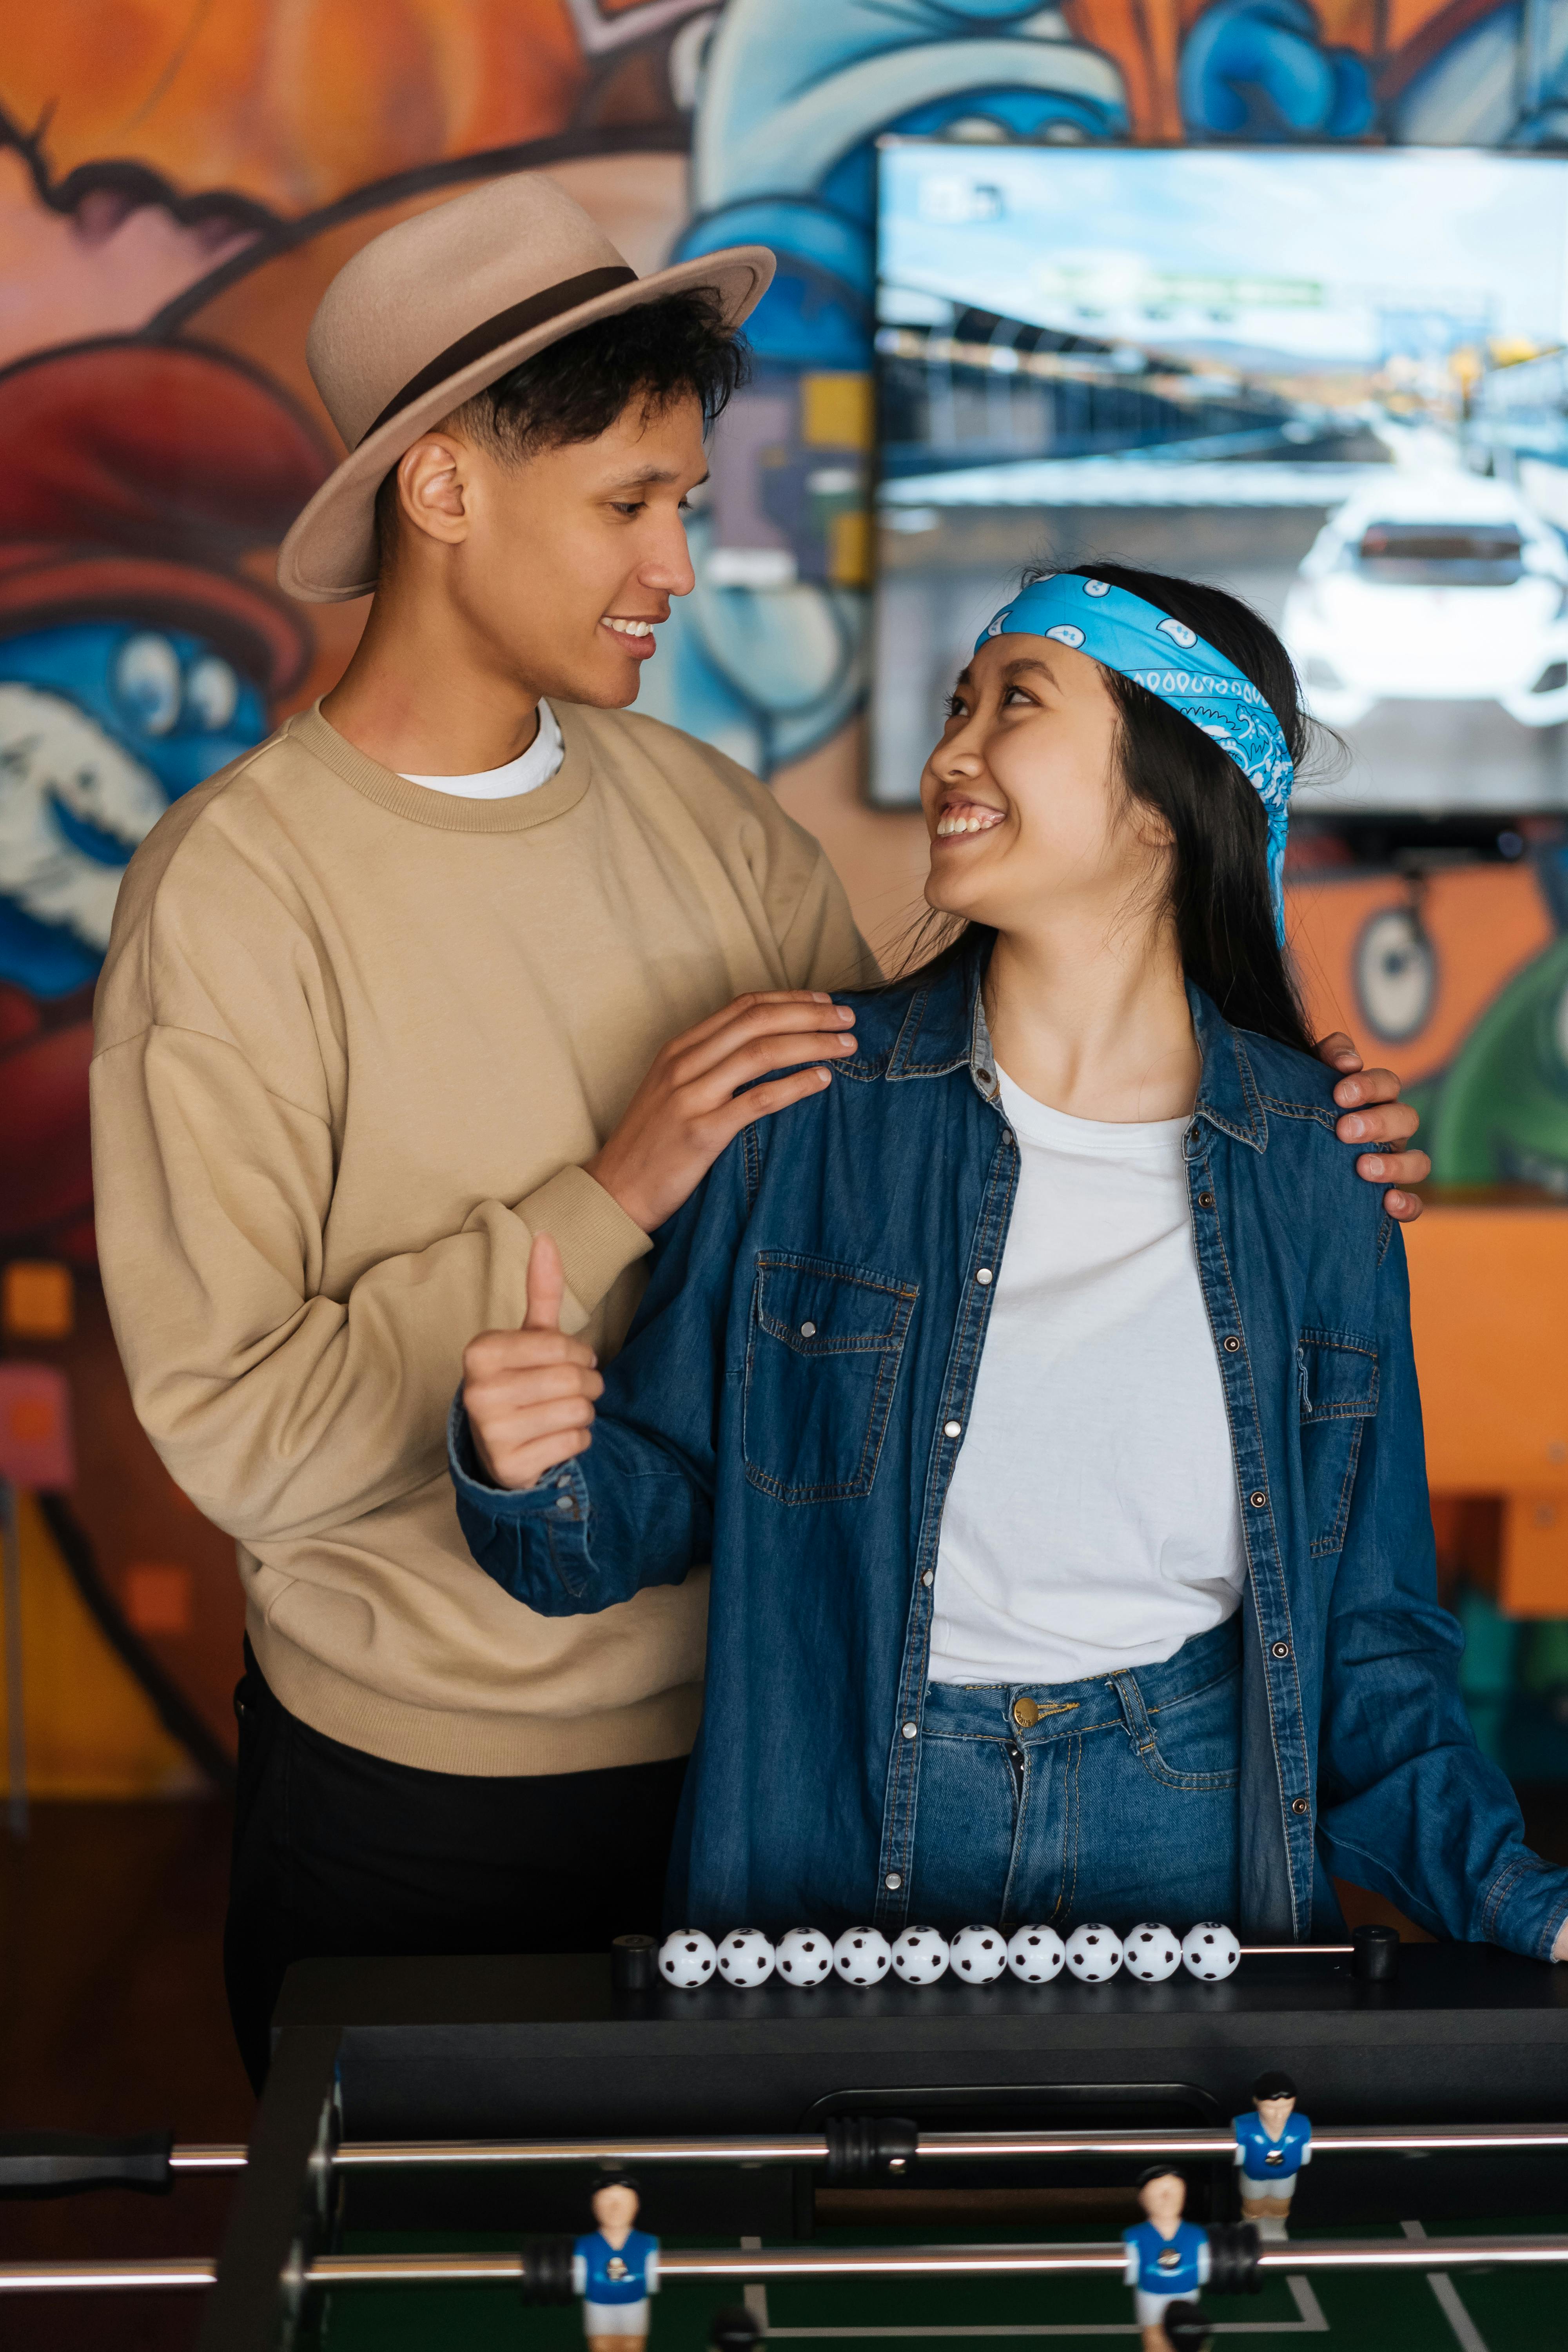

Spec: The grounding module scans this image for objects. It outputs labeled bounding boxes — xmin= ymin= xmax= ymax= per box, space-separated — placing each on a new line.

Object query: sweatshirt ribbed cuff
xmin=514 ymin=1163 xmax=652 ymax=1327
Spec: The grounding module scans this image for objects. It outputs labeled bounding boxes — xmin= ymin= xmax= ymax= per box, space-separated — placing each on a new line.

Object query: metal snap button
xmin=1249 ymin=1490 xmax=1268 ymax=1508
xmin=1198 ymin=1192 xmax=1215 ymax=1208
xmin=902 ymin=1721 xmax=918 ymax=1740
xmin=1271 ymin=1640 xmax=1291 ymax=1659
xmin=976 ymin=1268 xmax=993 ymax=1285
xmin=1012 ymin=1695 xmax=1040 ymax=1729
xmin=944 ymin=1419 xmax=962 ymax=1438
xmin=1291 ymin=1797 xmax=1310 ymax=1815
xmin=921 ymin=1569 xmax=934 ymax=1588
xmin=800 ymin=1320 xmax=817 ymax=1337
xmin=1223 ymin=1336 xmax=1241 ymax=1352
xmin=885 ymin=1873 xmax=902 ymax=1890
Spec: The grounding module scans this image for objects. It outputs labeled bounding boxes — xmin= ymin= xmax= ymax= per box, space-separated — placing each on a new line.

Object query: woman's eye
xmin=1002 ymin=684 xmax=1032 ymax=707
xmin=612 ymin=501 xmax=644 ymax=517
xmin=945 ymin=694 xmax=967 ymax=720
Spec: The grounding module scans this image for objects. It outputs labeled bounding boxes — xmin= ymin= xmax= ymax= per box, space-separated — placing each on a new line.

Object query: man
xmin=90 ymin=172 xmax=1428 ymax=2086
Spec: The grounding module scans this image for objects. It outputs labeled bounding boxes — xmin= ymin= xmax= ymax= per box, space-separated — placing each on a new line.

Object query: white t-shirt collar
xmin=400 ymin=700 xmax=564 ymax=800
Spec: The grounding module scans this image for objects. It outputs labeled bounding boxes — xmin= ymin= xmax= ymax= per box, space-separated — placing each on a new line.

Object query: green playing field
xmin=310 ymin=2217 xmax=1565 ymax=2352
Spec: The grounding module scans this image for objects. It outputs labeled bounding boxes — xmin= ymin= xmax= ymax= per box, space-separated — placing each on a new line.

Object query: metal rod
xmin=0 ymin=2259 xmax=216 ymax=2293
xmin=164 ymin=2118 xmax=1568 ymax=2174
xmin=10 ymin=2234 xmax=1568 ymax=2296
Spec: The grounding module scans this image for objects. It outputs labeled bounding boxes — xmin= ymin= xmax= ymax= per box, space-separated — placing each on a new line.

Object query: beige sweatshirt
xmin=91 ymin=700 xmax=876 ymax=1775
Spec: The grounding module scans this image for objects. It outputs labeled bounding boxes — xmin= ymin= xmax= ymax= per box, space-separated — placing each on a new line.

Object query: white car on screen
xmin=1283 ymin=475 xmax=1568 ymax=729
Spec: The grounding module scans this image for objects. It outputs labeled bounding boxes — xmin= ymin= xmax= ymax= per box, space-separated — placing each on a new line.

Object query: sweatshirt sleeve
xmin=777 ymin=845 xmax=883 ymax=994
xmin=90 ymin=1020 xmax=650 ymax=1546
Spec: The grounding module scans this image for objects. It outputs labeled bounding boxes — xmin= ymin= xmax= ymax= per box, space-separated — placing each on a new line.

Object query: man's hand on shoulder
xmin=1314 ymin=1031 xmax=1430 ymax=1224
xmin=462 ymin=1236 xmax=603 ymax=1491
xmin=585 ymin=990 xmax=858 ymax=1234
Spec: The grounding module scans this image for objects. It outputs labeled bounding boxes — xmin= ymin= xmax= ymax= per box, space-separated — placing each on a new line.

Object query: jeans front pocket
xmin=1137 ymin=1664 xmax=1242 ymax=1792
xmin=742 ymin=1252 xmax=917 ymax=1503
xmin=1298 ymin=1327 xmax=1379 ymax=1557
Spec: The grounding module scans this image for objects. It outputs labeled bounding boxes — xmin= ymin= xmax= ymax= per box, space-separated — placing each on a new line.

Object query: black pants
xmin=225 ymin=1642 xmax=687 ymax=2091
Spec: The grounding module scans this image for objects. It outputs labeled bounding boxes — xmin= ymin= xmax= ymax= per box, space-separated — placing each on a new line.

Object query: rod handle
xmin=0 ymin=2130 xmax=174 ymax=2198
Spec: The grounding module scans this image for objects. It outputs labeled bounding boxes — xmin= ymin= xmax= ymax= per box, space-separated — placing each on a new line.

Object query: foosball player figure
xmin=1123 ymin=2167 xmax=1210 ymax=2352
xmin=573 ymin=2171 xmax=660 ymax=2350
xmin=1232 ymin=2069 xmax=1311 ymax=2241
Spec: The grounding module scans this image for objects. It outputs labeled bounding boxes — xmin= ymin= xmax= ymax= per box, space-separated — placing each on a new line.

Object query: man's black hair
xmin=375 ymin=288 xmax=748 ymax=558
xmin=592 ymin=2169 xmax=642 ymax=2196
xmin=1252 ymin=2070 xmax=1298 ymax=2102
xmin=1137 ymin=2163 xmax=1187 ymax=2190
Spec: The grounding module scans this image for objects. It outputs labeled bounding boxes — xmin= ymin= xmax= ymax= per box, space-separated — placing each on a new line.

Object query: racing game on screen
xmin=870 ymin=144 xmax=1568 ymax=813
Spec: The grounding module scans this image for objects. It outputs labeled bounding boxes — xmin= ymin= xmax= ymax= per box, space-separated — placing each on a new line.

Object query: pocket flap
xmin=755 ymin=1254 xmax=916 ymax=1355
xmin=1298 ymin=1328 xmax=1379 ymax=1423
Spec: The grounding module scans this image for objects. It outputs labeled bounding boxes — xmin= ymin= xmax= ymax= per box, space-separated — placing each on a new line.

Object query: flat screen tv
xmin=870 ymin=142 xmax=1568 ymax=815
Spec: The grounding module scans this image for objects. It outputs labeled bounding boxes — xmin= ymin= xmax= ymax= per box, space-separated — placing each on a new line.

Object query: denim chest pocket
xmin=1298 ymin=1328 xmax=1379 ymax=1557
xmin=742 ymin=1254 xmax=918 ymax=1504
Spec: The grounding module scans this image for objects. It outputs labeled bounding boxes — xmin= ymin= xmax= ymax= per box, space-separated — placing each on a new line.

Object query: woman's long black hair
xmin=898 ymin=560 xmax=1318 ymax=1056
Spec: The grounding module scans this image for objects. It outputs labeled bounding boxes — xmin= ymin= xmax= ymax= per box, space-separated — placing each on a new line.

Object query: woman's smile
xmin=933 ymin=794 xmax=1007 ymax=840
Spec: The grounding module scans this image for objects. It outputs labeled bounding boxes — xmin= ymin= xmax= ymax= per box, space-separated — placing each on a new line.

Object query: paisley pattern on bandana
xmin=978 ymin=575 xmax=1294 ymax=940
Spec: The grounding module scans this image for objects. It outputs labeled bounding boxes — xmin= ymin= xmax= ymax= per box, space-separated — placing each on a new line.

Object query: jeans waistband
xmin=921 ymin=1610 xmax=1242 ymax=1742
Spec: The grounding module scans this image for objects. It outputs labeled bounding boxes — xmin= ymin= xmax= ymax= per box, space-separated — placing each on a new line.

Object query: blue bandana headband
xmin=975 ymin=574 xmax=1293 ymax=941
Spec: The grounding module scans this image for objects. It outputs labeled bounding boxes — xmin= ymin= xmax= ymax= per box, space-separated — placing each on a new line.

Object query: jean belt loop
xmin=1111 ymin=1669 xmax=1156 ymax=1755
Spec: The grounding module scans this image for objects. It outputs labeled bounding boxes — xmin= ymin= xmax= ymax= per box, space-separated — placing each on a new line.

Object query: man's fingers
xmin=704 ymin=1065 xmax=833 ymax=1149
xmin=666 ymin=989 xmax=841 ymax=1056
xmin=1382 ymin=1189 xmax=1424 ymax=1224
xmin=668 ymin=999 xmax=856 ymax=1087
xmin=466 ymin=1363 xmax=603 ymax=1417
xmin=479 ymin=1393 xmax=597 ymax=1447
xmin=1332 ymin=1063 xmax=1402 ymax=1108
xmin=1337 ymin=1100 xmax=1420 ymax=1147
xmin=523 ymin=1232 xmax=566 ymax=1332
xmin=1355 ymin=1149 xmax=1431 ymax=1187
xmin=1316 ymin=1030 xmax=1363 ymax=1074
xmin=683 ymin=1030 xmax=854 ymax=1113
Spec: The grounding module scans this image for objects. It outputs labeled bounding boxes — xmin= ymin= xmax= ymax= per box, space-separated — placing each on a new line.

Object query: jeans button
xmin=1271 ymin=1640 xmax=1291 ymax=1659
xmin=1011 ymin=1695 xmax=1040 ymax=1728
xmin=1291 ymin=1797 xmax=1310 ymax=1816
xmin=1249 ymin=1490 xmax=1268 ymax=1508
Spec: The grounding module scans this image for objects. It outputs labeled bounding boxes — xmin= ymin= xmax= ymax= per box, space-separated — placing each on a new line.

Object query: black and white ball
xmin=1181 ymin=1921 xmax=1241 ymax=1981
xmin=774 ymin=1927 xmax=833 ymax=1986
xmin=947 ymin=1924 xmax=1007 ymax=1983
xmin=716 ymin=1928 xmax=776 ymax=1987
xmin=891 ymin=1926 xmax=950 ymax=1985
xmin=658 ymin=1928 xmax=717 ymax=1988
xmin=1123 ymin=1922 xmax=1183 ymax=1982
xmin=1006 ymin=1923 xmax=1065 ymax=1983
xmin=1063 ymin=1922 xmax=1123 ymax=1982
xmin=833 ymin=1925 xmax=892 ymax=1985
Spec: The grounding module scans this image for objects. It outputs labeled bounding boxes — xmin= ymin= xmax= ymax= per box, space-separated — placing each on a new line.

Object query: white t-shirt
xmin=401 ymin=700 xmax=563 ymax=798
xmin=927 ymin=1066 xmax=1245 ymax=1689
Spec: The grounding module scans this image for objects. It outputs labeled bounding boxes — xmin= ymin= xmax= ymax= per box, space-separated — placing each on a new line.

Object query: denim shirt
xmin=450 ymin=947 xmax=1568 ymax=1960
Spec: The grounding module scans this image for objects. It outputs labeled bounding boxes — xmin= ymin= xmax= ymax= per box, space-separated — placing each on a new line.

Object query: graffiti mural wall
xmin=2 ymin=0 xmax=1567 ymax=1789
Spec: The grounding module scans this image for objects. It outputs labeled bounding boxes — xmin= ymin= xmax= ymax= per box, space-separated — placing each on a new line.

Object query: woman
xmin=450 ymin=563 xmax=1568 ymax=1960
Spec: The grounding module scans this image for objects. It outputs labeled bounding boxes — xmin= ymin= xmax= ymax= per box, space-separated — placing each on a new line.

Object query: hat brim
xmin=276 ymin=246 xmax=774 ymax=604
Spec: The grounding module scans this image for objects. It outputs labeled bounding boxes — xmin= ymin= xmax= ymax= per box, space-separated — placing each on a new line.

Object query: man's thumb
xmin=523 ymin=1232 xmax=566 ymax=1331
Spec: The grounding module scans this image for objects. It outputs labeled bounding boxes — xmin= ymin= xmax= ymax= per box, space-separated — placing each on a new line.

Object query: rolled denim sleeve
xmin=1316 ymin=1223 xmax=1568 ymax=1961
xmin=448 ymin=1139 xmax=751 ymax=1617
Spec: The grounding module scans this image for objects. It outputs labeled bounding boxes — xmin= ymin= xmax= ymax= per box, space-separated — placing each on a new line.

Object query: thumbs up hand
xmin=461 ymin=1234 xmax=604 ymax=1491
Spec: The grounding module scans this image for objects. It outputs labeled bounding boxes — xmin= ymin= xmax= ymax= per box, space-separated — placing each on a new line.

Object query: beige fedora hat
xmin=276 ymin=172 xmax=773 ymax=604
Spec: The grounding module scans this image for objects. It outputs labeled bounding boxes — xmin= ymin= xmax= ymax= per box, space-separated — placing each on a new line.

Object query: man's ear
xmin=396 ymin=434 xmax=472 ymax=549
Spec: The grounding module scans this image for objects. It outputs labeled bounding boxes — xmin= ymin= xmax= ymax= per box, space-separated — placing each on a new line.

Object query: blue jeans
xmin=907 ymin=1616 xmax=1242 ymax=1931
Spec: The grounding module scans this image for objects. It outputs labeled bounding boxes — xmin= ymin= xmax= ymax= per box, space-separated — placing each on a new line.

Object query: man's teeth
xmin=936 ymin=807 xmax=1004 ymax=837
xmin=603 ymin=617 xmax=654 ymax=637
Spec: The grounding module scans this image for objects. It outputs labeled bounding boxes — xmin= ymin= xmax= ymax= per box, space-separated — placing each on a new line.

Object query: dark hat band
xmin=358 ymin=263 xmax=638 ymax=445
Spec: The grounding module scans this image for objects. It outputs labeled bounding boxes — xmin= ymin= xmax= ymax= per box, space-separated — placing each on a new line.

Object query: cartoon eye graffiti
xmin=1355 ymin=906 xmax=1437 ymax=1044
xmin=1045 ymin=623 xmax=1085 ymax=648
xmin=184 ymin=654 xmax=240 ymax=733
xmin=1083 ymin=578 xmax=1111 ymax=597
xmin=1156 ymin=616 xmax=1198 ymax=648
xmin=113 ymin=632 xmax=182 ymax=737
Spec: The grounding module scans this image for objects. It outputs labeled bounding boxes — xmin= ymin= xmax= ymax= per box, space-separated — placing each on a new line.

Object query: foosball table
xmin=5 ymin=1928 xmax=1568 ymax=2350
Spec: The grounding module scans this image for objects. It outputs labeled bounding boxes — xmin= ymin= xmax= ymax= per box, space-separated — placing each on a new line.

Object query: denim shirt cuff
xmin=1481 ymin=1852 xmax=1568 ymax=1962
xmin=446 ymin=1389 xmax=588 ymax=1523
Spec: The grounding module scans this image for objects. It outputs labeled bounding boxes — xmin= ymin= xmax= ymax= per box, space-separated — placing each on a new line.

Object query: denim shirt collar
xmin=882 ymin=935 xmax=1268 ymax=1147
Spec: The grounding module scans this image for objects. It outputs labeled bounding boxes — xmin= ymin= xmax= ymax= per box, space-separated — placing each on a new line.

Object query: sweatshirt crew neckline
xmin=294 ymin=700 xmax=590 ymax=834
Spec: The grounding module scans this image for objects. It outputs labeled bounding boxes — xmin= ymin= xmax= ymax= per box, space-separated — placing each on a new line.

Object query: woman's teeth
xmin=936 ymin=806 xmax=1004 ymax=838
xmin=602 ymin=617 xmax=655 ymax=637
